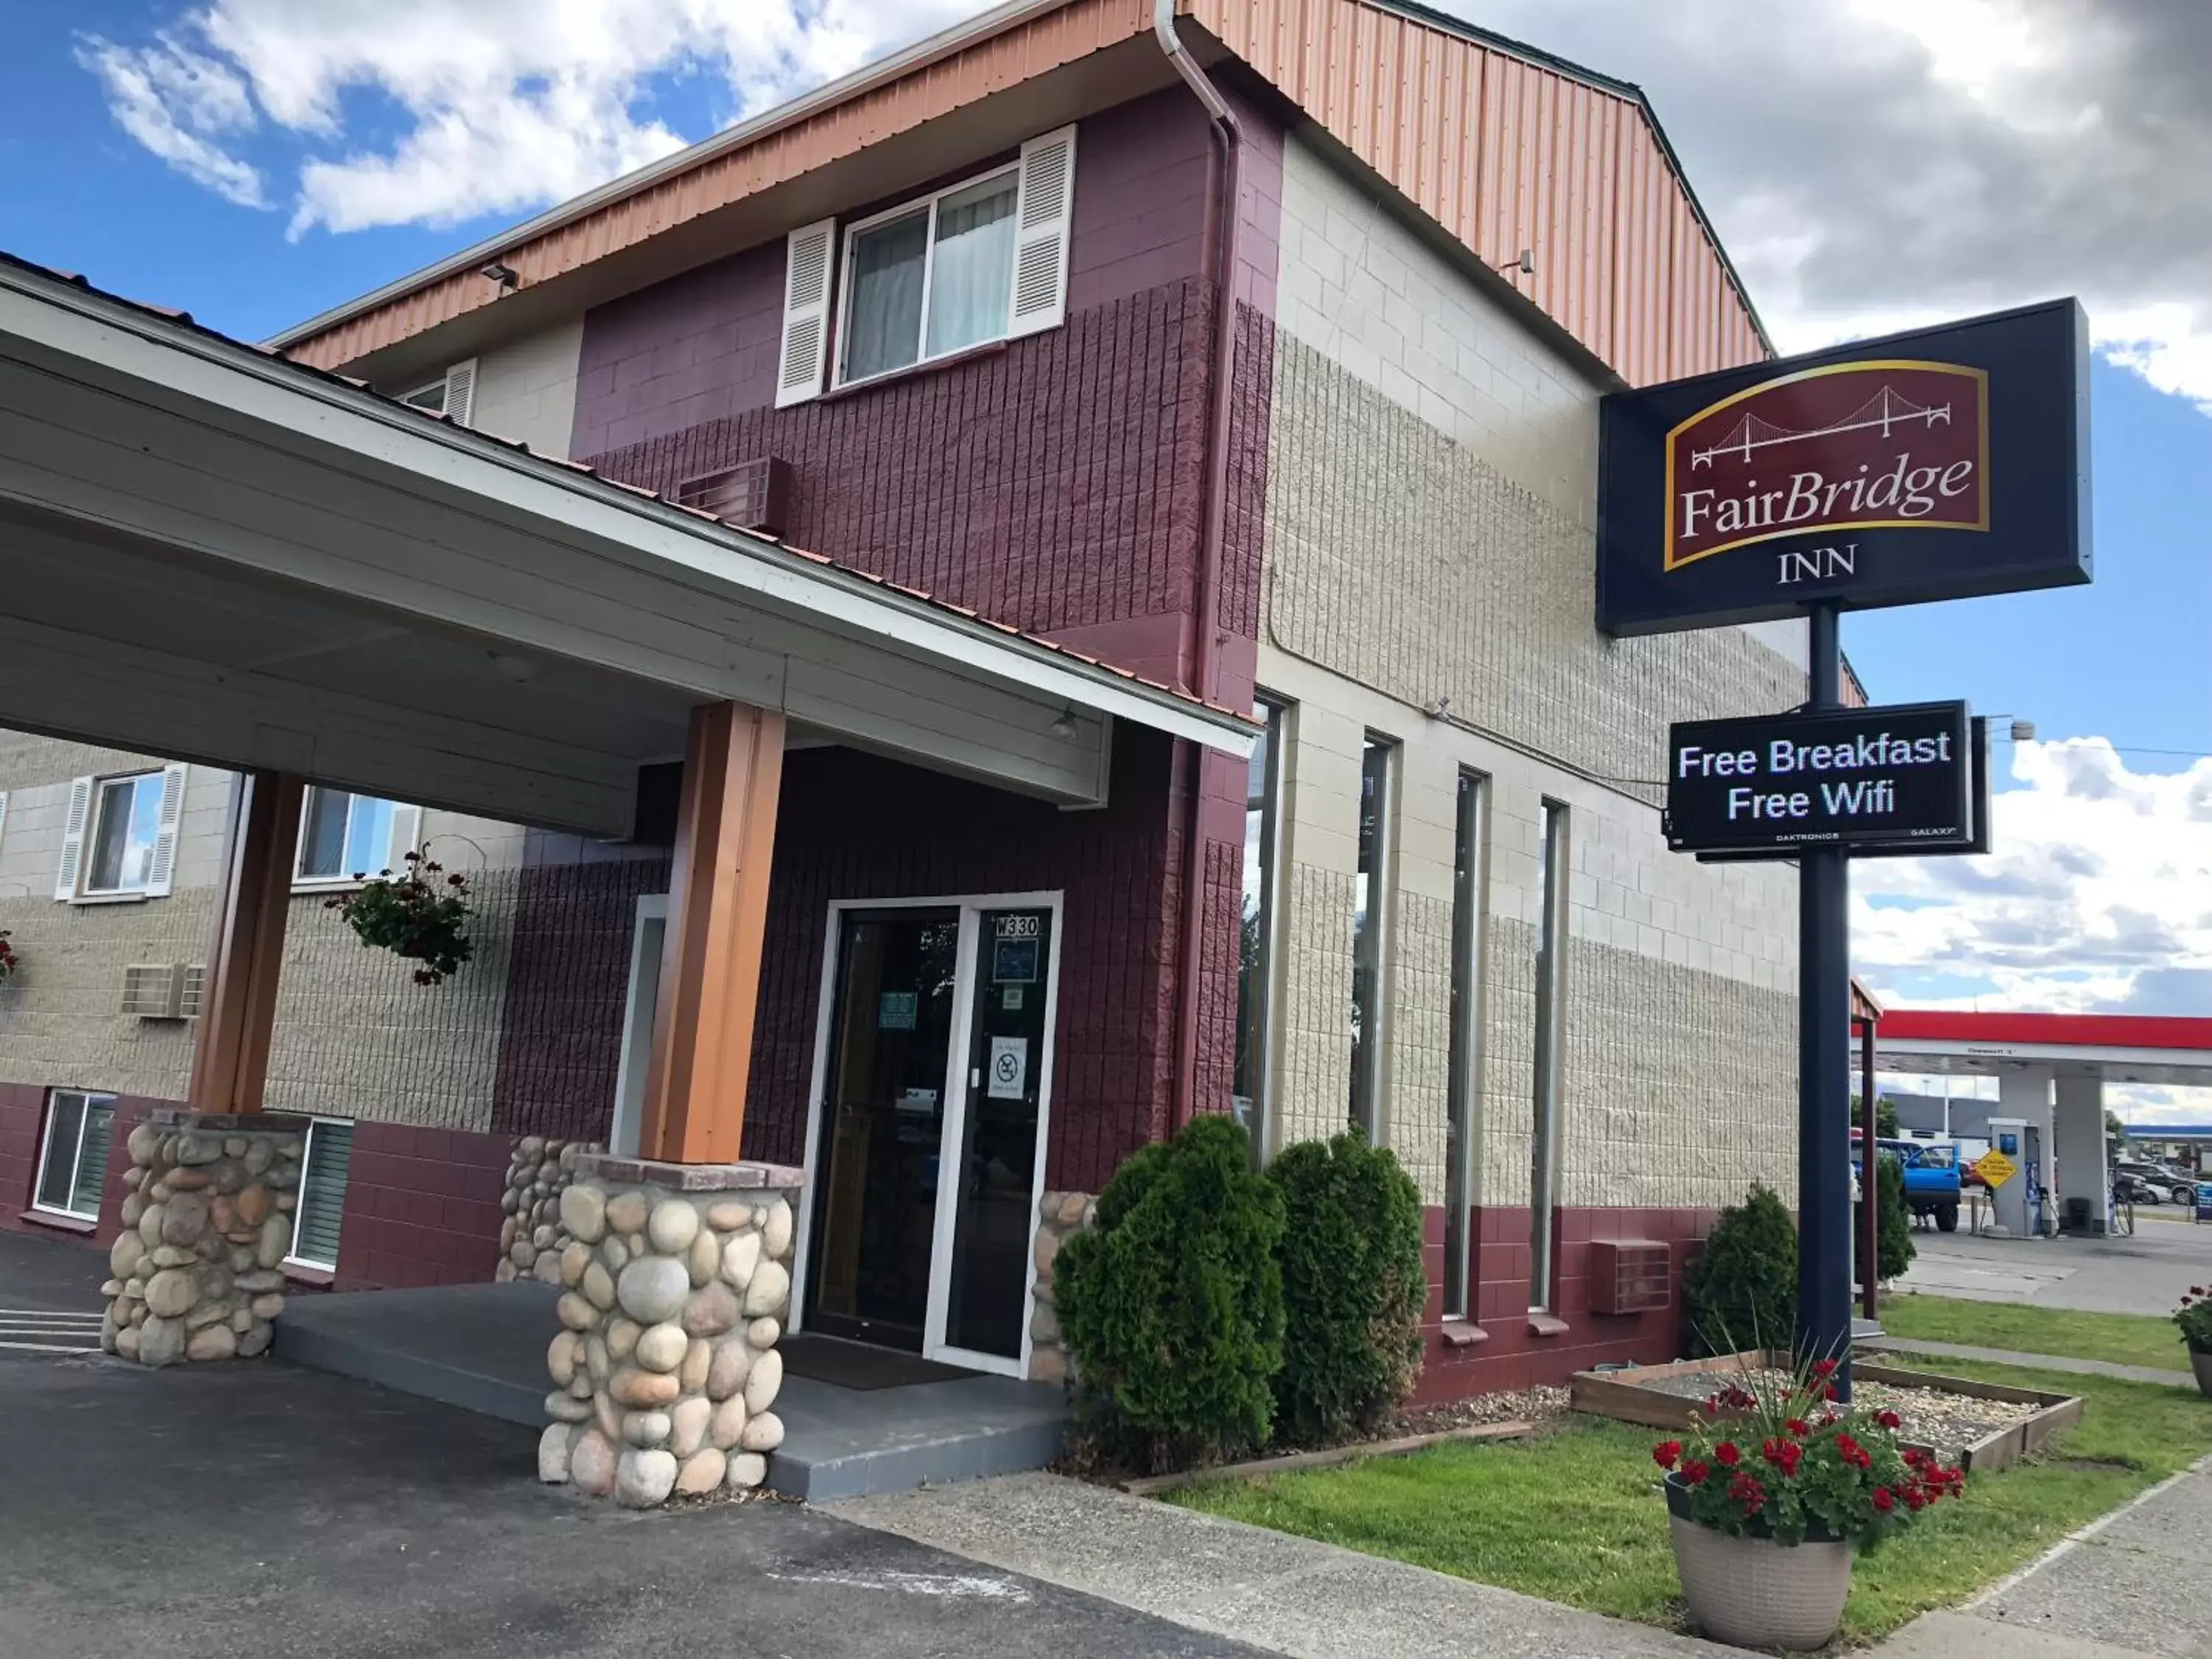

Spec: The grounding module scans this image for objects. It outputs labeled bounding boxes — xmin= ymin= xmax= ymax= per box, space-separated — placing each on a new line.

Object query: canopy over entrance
xmin=0 ymin=254 xmax=1251 ymax=837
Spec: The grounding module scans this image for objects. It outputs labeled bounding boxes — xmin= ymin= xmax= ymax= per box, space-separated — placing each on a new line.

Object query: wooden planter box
xmin=1569 ymin=1350 xmax=2083 ymax=1475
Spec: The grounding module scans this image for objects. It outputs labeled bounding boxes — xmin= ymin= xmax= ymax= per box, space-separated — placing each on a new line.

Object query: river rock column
xmin=1027 ymin=1190 xmax=1094 ymax=1385
xmin=536 ymin=1155 xmax=801 ymax=1508
xmin=102 ymin=1109 xmax=309 ymax=1366
xmin=495 ymin=1136 xmax=603 ymax=1285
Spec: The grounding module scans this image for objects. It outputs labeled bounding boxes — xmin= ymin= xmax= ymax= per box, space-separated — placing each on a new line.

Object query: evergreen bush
xmin=1267 ymin=1133 xmax=1428 ymax=1444
xmin=1684 ymin=1183 xmax=1798 ymax=1355
xmin=1054 ymin=1114 xmax=1286 ymax=1469
xmin=1876 ymin=1154 xmax=1917 ymax=1281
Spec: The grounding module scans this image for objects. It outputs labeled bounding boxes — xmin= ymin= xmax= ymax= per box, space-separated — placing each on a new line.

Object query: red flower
xmin=2192 ymin=1286 xmax=2205 ymax=1296
xmin=1682 ymin=1459 xmax=1711 ymax=1486
xmin=1703 ymin=1395 xmax=1723 ymax=1417
xmin=412 ymin=969 xmax=434 ymax=986
xmin=1872 ymin=1486 xmax=1896 ymax=1512
xmin=1761 ymin=1437 xmax=1802 ymax=1475
xmin=1728 ymin=1471 xmax=1767 ymax=1513
xmin=1877 ymin=1410 xmax=1902 ymax=1430
xmin=1653 ymin=1441 xmax=1682 ymax=1470
xmin=403 ymin=851 xmax=421 ymax=863
xmin=448 ymin=874 xmax=467 ymax=887
xmin=1903 ymin=1447 xmax=1931 ymax=1470
xmin=1823 ymin=1382 xmax=1840 ymax=1401
xmin=1812 ymin=1358 xmax=1838 ymax=1378
xmin=1904 ymin=1487 xmax=1928 ymax=1511
xmin=1785 ymin=1418 xmax=1811 ymax=1437
xmin=1714 ymin=1442 xmax=1742 ymax=1467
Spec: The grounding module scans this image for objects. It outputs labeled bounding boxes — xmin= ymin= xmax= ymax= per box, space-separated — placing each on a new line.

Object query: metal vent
xmin=676 ymin=457 xmax=793 ymax=537
xmin=178 ymin=965 xmax=208 ymax=1020
xmin=121 ymin=964 xmax=184 ymax=1020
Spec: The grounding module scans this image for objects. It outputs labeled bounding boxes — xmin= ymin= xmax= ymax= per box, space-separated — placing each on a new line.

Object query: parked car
xmin=2114 ymin=1170 xmax=2164 ymax=1206
xmin=2116 ymin=1161 xmax=2194 ymax=1206
xmin=1853 ymin=1133 xmax=1963 ymax=1231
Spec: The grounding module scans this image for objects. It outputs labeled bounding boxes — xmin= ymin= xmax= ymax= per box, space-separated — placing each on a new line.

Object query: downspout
xmin=1158 ymin=0 xmax=1244 ymax=1130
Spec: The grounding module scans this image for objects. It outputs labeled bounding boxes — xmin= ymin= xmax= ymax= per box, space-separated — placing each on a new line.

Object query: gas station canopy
xmin=1874 ymin=1012 xmax=2212 ymax=1090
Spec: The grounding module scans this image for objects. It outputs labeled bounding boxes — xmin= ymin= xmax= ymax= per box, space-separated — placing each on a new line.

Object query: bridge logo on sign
xmin=1664 ymin=360 xmax=1990 ymax=572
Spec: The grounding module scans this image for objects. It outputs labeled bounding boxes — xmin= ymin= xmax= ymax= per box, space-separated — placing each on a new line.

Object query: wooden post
xmin=638 ymin=701 xmax=785 ymax=1164
xmin=188 ymin=771 xmax=304 ymax=1116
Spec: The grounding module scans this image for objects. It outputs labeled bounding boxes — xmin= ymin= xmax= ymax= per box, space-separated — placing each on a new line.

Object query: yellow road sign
xmin=1973 ymin=1149 xmax=2018 ymax=1189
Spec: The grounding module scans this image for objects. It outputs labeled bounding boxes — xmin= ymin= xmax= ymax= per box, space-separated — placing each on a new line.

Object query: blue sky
xmin=9 ymin=0 xmax=2211 ymax=1108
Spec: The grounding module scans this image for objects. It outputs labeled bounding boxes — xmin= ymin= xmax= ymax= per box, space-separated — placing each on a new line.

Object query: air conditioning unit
xmin=178 ymin=965 xmax=208 ymax=1020
xmin=675 ymin=456 xmax=792 ymax=536
xmin=122 ymin=964 xmax=187 ymax=1020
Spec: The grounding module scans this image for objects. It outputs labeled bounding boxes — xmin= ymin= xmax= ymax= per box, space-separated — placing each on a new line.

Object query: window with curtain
xmin=35 ymin=1091 xmax=116 ymax=1220
xmin=1529 ymin=800 xmax=1570 ymax=1312
xmin=86 ymin=772 xmax=164 ymax=894
xmin=1234 ymin=696 xmax=1288 ymax=1157
xmin=1444 ymin=770 xmax=1486 ymax=1321
xmin=1349 ymin=736 xmax=1396 ymax=1138
xmin=296 ymin=789 xmax=398 ymax=884
xmin=839 ymin=167 xmax=1018 ymax=385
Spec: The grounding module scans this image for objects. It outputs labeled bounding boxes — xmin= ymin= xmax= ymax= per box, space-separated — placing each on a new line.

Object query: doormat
xmin=780 ymin=1333 xmax=976 ymax=1391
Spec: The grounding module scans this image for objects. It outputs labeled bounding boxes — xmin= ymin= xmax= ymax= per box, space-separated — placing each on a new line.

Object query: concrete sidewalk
xmin=832 ymin=1470 xmax=1736 ymax=1658
xmin=1860 ymin=1335 xmax=2199 ymax=1388
xmin=1876 ymin=1458 xmax=2212 ymax=1659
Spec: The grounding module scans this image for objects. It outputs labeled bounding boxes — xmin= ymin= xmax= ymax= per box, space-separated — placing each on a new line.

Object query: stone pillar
xmin=495 ymin=1136 xmax=603 ymax=1284
xmin=2054 ymin=1074 xmax=2108 ymax=1234
xmin=1028 ymin=1189 xmax=1094 ymax=1385
xmin=102 ymin=1109 xmax=307 ymax=1365
xmin=538 ymin=1154 xmax=801 ymax=1507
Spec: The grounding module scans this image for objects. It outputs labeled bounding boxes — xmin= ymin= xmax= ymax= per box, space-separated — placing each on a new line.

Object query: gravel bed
xmin=1395 ymin=1384 xmax=1573 ymax=1437
xmin=1632 ymin=1366 xmax=2038 ymax=1460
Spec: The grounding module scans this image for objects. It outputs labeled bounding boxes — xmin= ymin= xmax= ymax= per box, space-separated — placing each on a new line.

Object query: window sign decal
xmin=987 ymin=1034 xmax=1028 ymax=1101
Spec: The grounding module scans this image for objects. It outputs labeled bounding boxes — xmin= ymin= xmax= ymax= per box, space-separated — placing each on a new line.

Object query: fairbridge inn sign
xmin=1596 ymin=299 xmax=2092 ymax=1388
xmin=1597 ymin=299 xmax=2091 ymax=636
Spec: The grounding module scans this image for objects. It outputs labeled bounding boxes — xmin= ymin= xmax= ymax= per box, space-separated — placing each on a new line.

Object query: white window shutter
xmin=387 ymin=804 xmax=422 ymax=875
xmin=145 ymin=764 xmax=188 ymax=897
xmin=776 ymin=220 xmax=838 ymax=408
xmin=54 ymin=776 xmax=94 ymax=900
xmin=442 ymin=359 xmax=477 ymax=428
xmin=1008 ymin=125 xmax=1079 ymax=338
xmin=0 ymin=790 xmax=9 ymax=853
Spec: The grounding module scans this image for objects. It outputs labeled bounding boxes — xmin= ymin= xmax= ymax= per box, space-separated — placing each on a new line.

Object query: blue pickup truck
xmin=1854 ymin=1134 xmax=1964 ymax=1232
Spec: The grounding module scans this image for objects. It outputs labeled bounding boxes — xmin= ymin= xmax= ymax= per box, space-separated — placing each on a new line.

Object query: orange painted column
xmin=187 ymin=771 xmax=305 ymax=1116
xmin=638 ymin=701 xmax=785 ymax=1164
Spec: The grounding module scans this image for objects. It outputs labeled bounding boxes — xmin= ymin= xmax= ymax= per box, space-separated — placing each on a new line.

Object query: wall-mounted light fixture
xmin=1495 ymin=248 xmax=1536 ymax=277
xmin=481 ymin=260 xmax=519 ymax=291
xmin=1050 ymin=706 xmax=1079 ymax=738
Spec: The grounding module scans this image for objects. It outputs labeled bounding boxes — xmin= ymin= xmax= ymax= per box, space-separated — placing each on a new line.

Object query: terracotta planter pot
xmin=2191 ymin=1349 xmax=2212 ymax=1400
xmin=1665 ymin=1475 xmax=1852 ymax=1651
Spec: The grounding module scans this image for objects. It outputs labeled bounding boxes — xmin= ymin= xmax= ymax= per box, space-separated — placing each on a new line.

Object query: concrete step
xmin=274 ymin=1282 xmax=552 ymax=1428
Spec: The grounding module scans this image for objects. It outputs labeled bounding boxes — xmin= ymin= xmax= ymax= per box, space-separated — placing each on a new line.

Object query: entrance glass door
xmin=804 ymin=909 xmax=961 ymax=1350
xmin=936 ymin=907 xmax=1054 ymax=1363
xmin=799 ymin=897 xmax=1060 ymax=1377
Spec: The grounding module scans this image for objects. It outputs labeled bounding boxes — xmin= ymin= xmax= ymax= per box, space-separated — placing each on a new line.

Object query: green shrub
xmin=1054 ymin=1114 xmax=1286 ymax=1469
xmin=1876 ymin=1155 xmax=1916 ymax=1281
xmin=1684 ymin=1183 xmax=1798 ymax=1355
xmin=1267 ymin=1133 xmax=1427 ymax=1445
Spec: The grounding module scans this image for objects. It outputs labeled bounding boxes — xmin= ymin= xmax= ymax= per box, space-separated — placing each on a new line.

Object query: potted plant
xmin=0 ymin=929 xmax=16 ymax=985
xmin=2175 ymin=1287 xmax=2212 ymax=1397
xmin=326 ymin=852 xmax=475 ymax=985
xmin=1653 ymin=1358 xmax=1965 ymax=1650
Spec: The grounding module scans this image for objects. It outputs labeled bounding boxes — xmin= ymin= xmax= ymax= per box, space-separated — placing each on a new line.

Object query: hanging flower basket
xmin=1653 ymin=1357 xmax=1966 ymax=1650
xmin=327 ymin=852 xmax=474 ymax=985
xmin=0 ymin=930 xmax=17 ymax=986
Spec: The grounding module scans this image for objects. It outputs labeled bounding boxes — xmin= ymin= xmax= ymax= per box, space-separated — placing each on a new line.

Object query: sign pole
xmin=1798 ymin=601 xmax=1855 ymax=1395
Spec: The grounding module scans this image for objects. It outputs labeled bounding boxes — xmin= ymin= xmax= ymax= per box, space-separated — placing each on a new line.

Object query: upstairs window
xmin=295 ymin=789 xmax=418 ymax=887
xmin=398 ymin=358 xmax=477 ymax=426
xmin=57 ymin=765 xmax=187 ymax=902
xmin=778 ymin=125 xmax=1077 ymax=408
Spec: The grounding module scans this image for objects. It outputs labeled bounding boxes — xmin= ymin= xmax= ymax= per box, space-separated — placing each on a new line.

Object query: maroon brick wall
xmin=745 ymin=734 xmax=1182 ymax=1194
xmin=492 ymin=837 xmax=672 ymax=1144
xmin=1413 ymin=1204 xmax=1719 ymax=1402
xmin=333 ymin=1121 xmax=509 ymax=1291
xmin=0 ymin=1082 xmax=48 ymax=1236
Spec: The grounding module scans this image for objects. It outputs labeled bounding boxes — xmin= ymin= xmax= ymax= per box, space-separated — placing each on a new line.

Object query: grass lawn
xmin=1879 ymin=1293 xmax=2192 ymax=1374
xmin=1169 ymin=1362 xmax=2212 ymax=1646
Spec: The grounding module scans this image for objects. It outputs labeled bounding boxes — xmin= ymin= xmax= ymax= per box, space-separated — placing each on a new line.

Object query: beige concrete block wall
xmin=1256 ymin=133 xmax=1800 ymax=1212
xmin=468 ymin=321 xmax=584 ymax=460
xmin=0 ymin=728 xmax=529 ymax=1129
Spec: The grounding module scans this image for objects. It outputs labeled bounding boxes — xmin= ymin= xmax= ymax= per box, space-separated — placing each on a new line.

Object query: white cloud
xmin=77 ymin=31 xmax=268 ymax=208
xmin=80 ymin=0 xmax=975 ymax=237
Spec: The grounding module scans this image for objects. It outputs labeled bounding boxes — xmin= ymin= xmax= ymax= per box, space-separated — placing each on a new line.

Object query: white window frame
xmin=832 ymin=161 xmax=1023 ymax=390
xmin=284 ymin=1117 xmax=355 ymax=1273
xmin=292 ymin=789 xmax=418 ymax=891
xmin=32 ymin=1089 xmax=115 ymax=1222
xmin=398 ymin=358 xmax=476 ymax=426
xmin=75 ymin=768 xmax=181 ymax=901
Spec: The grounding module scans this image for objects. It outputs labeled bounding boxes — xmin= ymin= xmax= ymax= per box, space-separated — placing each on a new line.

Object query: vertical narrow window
xmin=1443 ymin=770 xmax=1486 ymax=1321
xmin=1349 ymin=736 xmax=1396 ymax=1138
xmin=286 ymin=1120 xmax=355 ymax=1272
xmin=1529 ymin=800 xmax=1570 ymax=1312
xmin=34 ymin=1090 xmax=115 ymax=1221
xmin=1234 ymin=696 xmax=1288 ymax=1158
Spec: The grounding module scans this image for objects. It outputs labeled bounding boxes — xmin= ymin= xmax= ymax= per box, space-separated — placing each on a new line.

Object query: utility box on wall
xmin=1588 ymin=1240 xmax=1672 ymax=1315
